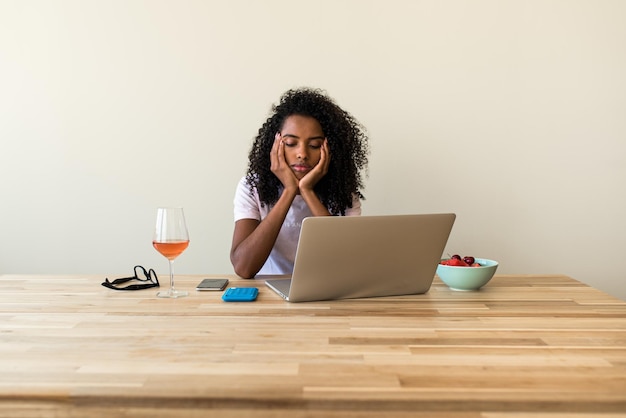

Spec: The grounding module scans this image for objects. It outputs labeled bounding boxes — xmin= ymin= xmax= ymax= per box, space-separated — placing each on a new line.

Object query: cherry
xmin=441 ymin=254 xmax=482 ymax=267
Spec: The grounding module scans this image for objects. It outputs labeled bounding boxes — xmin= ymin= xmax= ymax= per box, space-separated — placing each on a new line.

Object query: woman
xmin=231 ymin=88 xmax=369 ymax=278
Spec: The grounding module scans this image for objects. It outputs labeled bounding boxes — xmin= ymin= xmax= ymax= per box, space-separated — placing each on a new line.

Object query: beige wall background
xmin=1 ymin=0 xmax=625 ymax=300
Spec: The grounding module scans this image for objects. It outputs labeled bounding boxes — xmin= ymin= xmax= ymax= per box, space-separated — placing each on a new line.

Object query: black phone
xmin=196 ymin=278 xmax=229 ymax=291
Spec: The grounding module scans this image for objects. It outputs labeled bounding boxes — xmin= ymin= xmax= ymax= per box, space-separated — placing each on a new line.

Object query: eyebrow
xmin=281 ymin=134 xmax=325 ymax=141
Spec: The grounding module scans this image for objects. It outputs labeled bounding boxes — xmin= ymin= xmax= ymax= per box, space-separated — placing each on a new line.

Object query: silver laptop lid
xmin=272 ymin=213 xmax=455 ymax=302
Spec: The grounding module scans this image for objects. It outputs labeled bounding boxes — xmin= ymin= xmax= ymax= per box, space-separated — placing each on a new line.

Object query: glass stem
xmin=168 ymin=259 xmax=175 ymax=291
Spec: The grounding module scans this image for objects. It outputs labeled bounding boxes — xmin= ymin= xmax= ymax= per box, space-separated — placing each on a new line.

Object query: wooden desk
xmin=1 ymin=274 xmax=625 ymax=417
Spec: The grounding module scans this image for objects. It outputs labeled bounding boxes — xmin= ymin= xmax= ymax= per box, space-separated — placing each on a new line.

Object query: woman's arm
xmin=230 ymin=186 xmax=297 ymax=279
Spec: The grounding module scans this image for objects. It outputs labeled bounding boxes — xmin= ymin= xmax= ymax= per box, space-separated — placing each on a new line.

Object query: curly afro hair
xmin=245 ymin=88 xmax=369 ymax=216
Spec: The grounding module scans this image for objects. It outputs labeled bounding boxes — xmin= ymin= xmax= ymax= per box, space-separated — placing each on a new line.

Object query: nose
xmin=296 ymin=144 xmax=308 ymax=161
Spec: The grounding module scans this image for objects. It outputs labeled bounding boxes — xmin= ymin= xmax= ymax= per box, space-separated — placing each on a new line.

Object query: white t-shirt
xmin=233 ymin=177 xmax=361 ymax=275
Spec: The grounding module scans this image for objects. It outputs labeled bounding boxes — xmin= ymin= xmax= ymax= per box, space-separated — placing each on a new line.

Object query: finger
xmin=270 ymin=133 xmax=282 ymax=170
xmin=272 ymin=133 xmax=281 ymax=152
xmin=321 ymin=139 xmax=331 ymax=171
xmin=277 ymin=138 xmax=286 ymax=162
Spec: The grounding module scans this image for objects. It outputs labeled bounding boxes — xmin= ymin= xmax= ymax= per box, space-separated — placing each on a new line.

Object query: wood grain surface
xmin=1 ymin=273 xmax=625 ymax=417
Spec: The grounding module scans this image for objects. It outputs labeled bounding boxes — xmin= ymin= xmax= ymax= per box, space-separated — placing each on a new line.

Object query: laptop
xmin=264 ymin=213 xmax=456 ymax=302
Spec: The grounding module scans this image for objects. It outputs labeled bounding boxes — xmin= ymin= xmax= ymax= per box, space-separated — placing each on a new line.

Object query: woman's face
xmin=278 ymin=115 xmax=325 ymax=180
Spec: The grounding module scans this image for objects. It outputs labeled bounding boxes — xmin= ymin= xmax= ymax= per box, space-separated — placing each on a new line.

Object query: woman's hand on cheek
xmin=270 ymin=133 xmax=299 ymax=192
xmin=300 ymin=139 xmax=330 ymax=191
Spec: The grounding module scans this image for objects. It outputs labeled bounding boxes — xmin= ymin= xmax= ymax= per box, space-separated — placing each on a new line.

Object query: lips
xmin=291 ymin=164 xmax=311 ymax=173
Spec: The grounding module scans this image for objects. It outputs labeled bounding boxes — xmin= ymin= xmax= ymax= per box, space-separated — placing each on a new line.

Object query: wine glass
xmin=152 ymin=207 xmax=190 ymax=298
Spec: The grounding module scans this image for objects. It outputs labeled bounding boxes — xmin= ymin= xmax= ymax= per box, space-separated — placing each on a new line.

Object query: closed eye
xmin=283 ymin=139 xmax=323 ymax=149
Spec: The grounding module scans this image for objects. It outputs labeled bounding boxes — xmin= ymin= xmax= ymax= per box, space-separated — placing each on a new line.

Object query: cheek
xmin=282 ymin=147 xmax=298 ymax=162
xmin=311 ymin=149 xmax=322 ymax=164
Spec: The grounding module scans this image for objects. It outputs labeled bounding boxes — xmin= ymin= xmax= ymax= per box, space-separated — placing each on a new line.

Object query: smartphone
xmin=196 ymin=278 xmax=229 ymax=291
xmin=222 ymin=287 xmax=259 ymax=302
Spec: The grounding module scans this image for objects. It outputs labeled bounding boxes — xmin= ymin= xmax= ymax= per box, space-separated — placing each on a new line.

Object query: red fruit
xmin=451 ymin=254 xmax=462 ymax=260
xmin=471 ymin=263 xmax=482 ymax=267
xmin=463 ymin=256 xmax=475 ymax=265
xmin=447 ymin=258 xmax=469 ymax=267
xmin=440 ymin=260 xmax=449 ymax=265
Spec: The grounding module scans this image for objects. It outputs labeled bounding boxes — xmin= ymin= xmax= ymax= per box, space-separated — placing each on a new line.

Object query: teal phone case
xmin=222 ymin=287 xmax=258 ymax=302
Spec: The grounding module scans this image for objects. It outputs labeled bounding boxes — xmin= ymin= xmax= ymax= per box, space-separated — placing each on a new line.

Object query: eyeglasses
xmin=101 ymin=265 xmax=160 ymax=291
